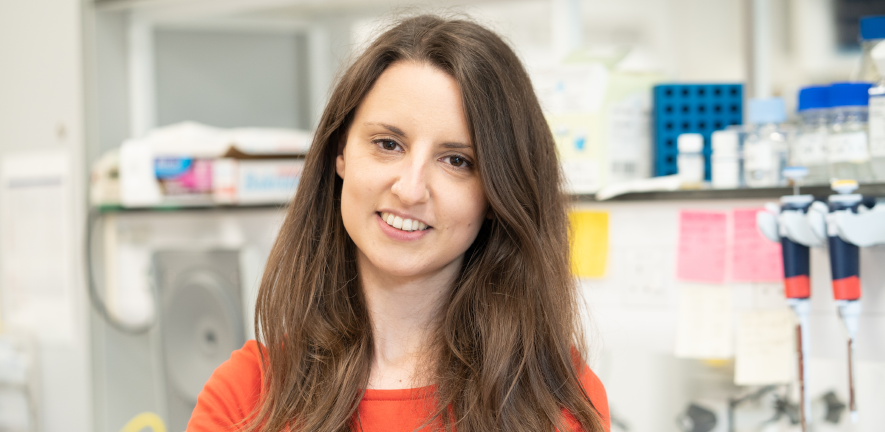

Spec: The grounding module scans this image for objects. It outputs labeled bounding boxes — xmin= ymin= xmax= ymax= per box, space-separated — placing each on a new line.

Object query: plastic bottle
xmin=744 ymin=98 xmax=789 ymax=188
xmin=793 ymin=86 xmax=831 ymax=185
xmin=827 ymin=83 xmax=874 ymax=183
xmin=868 ymin=41 xmax=885 ymax=181
xmin=677 ymin=133 xmax=705 ymax=188
xmin=853 ymin=16 xmax=885 ymax=82
xmin=711 ymin=129 xmax=741 ymax=189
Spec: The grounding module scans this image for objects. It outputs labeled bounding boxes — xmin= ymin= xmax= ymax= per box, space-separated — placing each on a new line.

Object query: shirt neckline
xmin=361 ymin=384 xmax=436 ymax=401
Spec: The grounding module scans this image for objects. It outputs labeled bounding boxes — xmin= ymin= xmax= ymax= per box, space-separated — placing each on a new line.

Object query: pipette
xmin=757 ymin=166 xmax=820 ymax=432
xmin=825 ymin=179 xmax=863 ymax=424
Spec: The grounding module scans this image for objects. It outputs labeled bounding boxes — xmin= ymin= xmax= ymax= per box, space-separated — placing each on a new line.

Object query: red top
xmin=187 ymin=341 xmax=610 ymax=432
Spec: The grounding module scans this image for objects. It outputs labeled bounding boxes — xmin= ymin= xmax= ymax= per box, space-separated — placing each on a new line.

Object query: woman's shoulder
xmin=187 ymin=340 xmax=265 ymax=431
xmin=562 ymin=359 xmax=610 ymax=432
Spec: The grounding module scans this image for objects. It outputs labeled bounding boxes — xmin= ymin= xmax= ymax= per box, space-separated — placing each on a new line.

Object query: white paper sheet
xmin=734 ymin=309 xmax=795 ymax=385
xmin=0 ymin=150 xmax=74 ymax=344
xmin=674 ymin=284 xmax=734 ymax=359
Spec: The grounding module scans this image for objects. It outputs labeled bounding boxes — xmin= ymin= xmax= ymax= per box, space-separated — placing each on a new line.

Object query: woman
xmin=188 ymin=14 xmax=609 ymax=432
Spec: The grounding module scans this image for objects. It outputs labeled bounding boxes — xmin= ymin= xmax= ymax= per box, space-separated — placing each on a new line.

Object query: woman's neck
xmin=357 ymin=250 xmax=460 ymax=389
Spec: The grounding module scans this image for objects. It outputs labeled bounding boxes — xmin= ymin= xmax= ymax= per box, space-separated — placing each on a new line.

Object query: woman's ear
xmin=485 ymin=205 xmax=495 ymax=220
xmin=335 ymin=134 xmax=347 ymax=179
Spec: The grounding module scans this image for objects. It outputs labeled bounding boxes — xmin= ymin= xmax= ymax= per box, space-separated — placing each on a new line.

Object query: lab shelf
xmin=574 ymin=182 xmax=885 ymax=202
xmin=94 ymin=182 xmax=885 ymax=212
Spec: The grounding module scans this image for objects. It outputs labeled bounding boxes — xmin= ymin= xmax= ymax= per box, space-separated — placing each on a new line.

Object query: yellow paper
xmin=569 ymin=211 xmax=608 ymax=278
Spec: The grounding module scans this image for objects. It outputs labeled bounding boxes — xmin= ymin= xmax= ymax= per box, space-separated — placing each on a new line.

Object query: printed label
xmin=827 ymin=132 xmax=870 ymax=163
xmin=870 ymin=96 xmax=885 ymax=157
xmin=744 ymin=140 xmax=774 ymax=171
xmin=792 ymin=133 xmax=828 ymax=165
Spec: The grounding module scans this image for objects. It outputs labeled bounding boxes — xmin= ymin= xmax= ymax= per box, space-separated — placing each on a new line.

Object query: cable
xmin=84 ymin=208 xmax=157 ymax=334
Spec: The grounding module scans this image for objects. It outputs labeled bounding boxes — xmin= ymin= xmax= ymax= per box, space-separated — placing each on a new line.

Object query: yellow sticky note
xmin=569 ymin=211 xmax=608 ymax=278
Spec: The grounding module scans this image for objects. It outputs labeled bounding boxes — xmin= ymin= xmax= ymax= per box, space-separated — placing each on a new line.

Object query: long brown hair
xmin=249 ymin=14 xmax=604 ymax=432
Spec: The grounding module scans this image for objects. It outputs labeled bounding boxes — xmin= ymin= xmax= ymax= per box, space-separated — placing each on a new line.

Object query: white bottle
xmin=868 ymin=41 xmax=885 ymax=181
xmin=744 ymin=98 xmax=789 ymax=188
xmin=827 ymin=82 xmax=875 ymax=183
xmin=711 ymin=129 xmax=741 ymax=189
xmin=678 ymin=133 xmax=705 ymax=188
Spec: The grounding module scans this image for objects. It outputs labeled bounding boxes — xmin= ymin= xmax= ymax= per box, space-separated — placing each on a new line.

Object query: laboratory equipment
xmin=823 ymin=180 xmax=863 ymax=424
xmin=853 ymin=16 xmax=885 ymax=83
xmin=677 ymin=133 xmax=705 ymax=187
xmin=807 ymin=179 xmax=885 ymax=425
xmin=868 ymin=41 xmax=885 ymax=180
xmin=744 ymin=98 xmax=788 ymax=188
xmin=154 ymin=250 xmax=245 ymax=432
xmin=711 ymin=129 xmax=742 ymax=189
xmin=793 ymin=86 xmax=830 ymax=185
xmin=653 ymin=84 xmax=744 ymax=179
xmin=827 ymin=83 xmax=874 ymax=183
xmin=676 ymin=403 xmax=717 ymax=432
xmin=757 ymin=167 xmax=825 ymax=432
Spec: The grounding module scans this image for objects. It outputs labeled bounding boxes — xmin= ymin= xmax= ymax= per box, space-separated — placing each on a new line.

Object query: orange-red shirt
xmin=187 ymin=341 xmax=610 ymax=432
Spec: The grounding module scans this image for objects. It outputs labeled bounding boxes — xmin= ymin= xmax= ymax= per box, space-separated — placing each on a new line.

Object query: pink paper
xmin=731 ymin=208 xmax=783 ymax=282
xmin=677 ymin=210 xmax=727 ymax=283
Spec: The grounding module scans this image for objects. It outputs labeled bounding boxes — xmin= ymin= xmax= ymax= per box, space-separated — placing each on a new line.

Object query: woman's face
xmin=336 ymin=61 xmax=488 ymax=281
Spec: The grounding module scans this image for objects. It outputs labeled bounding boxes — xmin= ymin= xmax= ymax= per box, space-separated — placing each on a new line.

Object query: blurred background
xmin=1 ymin=0 xmax=885 ymax=431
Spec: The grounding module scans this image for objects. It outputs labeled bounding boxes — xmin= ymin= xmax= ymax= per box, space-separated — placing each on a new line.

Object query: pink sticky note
xmin=677 ymin=210 xmax=727 ymax=283
xmin=731 ymin=208 xmax=783 ymax=282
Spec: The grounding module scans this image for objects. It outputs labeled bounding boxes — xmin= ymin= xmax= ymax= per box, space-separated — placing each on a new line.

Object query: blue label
xmin=243 ymin=173 xmax=299 ymax=192
xmin=154 ymin=158 xmax=193 ymax=179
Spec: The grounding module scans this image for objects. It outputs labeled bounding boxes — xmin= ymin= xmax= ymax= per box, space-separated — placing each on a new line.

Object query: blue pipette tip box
xmin=653 ymin=84 xmax=743 ymax=180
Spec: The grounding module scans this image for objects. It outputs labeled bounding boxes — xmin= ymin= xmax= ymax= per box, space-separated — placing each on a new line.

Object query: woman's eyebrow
xmin=365 ymin=122 xmax=407 ymax=137
xmin=441 ymin=142 xmax=472 ymax=149
xmin=365 ymin=122 xmax=472 ymax=149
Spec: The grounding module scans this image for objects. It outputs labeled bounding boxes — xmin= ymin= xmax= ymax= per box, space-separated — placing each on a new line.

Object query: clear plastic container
xmin=853 ymin=16 xmax=885 ymax=82
xmin=743 ymin=98 xmax=789 ymax=188
xmin=793 ymin=86 xmax=830 ymax=185
xmin=827 ymin=82 xmax=875 ymax=183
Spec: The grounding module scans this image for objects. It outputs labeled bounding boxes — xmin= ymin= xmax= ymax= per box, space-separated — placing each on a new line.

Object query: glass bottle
xmin=853 ymin=16 xmax=885 ymax=83
xmin=792 ymin=86 xmax=830 ymax=185
xmin=827 ymin=83 xmax=875 ymax=183
xmin=744 ymin=98 xmax=789 ymax=188
xmin=868 ymin=41 xmax=885 ymax=181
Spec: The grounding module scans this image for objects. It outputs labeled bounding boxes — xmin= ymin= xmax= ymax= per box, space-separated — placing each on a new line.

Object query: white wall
xmin=577 ymin=198 xmax=885 ymax=432
xmin=0 ymin=0 xmax=92 ymax=431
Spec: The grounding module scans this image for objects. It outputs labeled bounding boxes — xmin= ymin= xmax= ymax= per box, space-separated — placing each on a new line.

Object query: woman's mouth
xmin=379 ymin=212 xmax=430 ymax=232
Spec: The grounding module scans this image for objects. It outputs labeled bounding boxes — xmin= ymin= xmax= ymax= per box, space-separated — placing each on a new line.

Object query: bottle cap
xmin=711 ymin=130 xmax=738 ymax=154
xmin=797 ymin=86 xmax=829 ymax=111
xmin=831 ymin=179 xmax=859 ymax=194
xmin=860 ymin=16 xmax=885 ymax=41
xmin=782 ymin=166 xmax=809 ymax=182
xmin=677 ymin=133 xmax=703 ymax=153
xmin=828 ymin=82 xmax=872 ymax=107
xmin=747 ymin=98 xmax=787 ymax=124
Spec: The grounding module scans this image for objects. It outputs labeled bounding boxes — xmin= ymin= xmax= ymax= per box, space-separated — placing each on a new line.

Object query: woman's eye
xmin=445 ymin=155 xmax=472 ymax=169
xmin=379 ymin=139 xmax=398 ymax=150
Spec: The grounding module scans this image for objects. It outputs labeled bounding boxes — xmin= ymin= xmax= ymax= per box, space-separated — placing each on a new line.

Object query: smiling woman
xmin=187 ymin=14 xmax=609 ymax=432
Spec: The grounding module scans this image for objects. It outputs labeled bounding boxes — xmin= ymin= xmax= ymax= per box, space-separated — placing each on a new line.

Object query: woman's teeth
xmin=381 ymin=212 xmax=428 ymax=232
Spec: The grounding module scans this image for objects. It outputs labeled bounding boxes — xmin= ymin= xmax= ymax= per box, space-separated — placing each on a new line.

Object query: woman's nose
xmin=391 ymin=157 xmax=430 ymax=205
